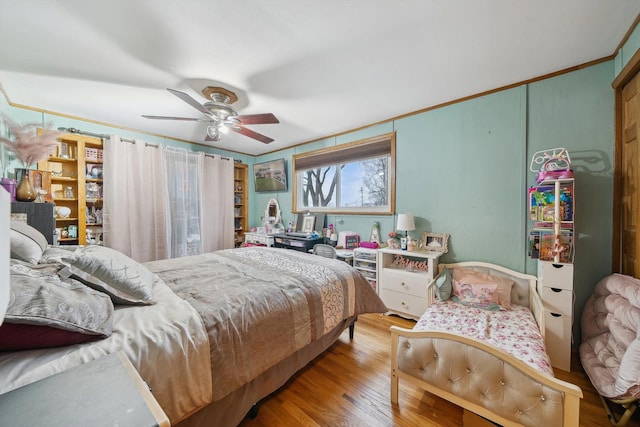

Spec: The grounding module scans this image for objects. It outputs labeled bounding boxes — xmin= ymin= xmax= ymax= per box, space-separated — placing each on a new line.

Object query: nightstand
xmin=377 ymin=248 xmax=442 ymax=319
xmin=0 ymin=351 xmax=170 ymax=426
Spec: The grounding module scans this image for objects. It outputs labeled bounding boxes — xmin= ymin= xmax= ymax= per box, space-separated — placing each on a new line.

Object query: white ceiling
xmin=1 ymin=0 xmax=639 ymax=156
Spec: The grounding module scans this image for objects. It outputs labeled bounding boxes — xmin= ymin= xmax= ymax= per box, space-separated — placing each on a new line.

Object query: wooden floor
xmin=239 ymin=313 xmax=640 ymax=427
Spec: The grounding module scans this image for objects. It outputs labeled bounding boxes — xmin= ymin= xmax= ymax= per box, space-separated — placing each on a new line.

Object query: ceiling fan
xmin=142 ymin=87 xmax=279 ymax=144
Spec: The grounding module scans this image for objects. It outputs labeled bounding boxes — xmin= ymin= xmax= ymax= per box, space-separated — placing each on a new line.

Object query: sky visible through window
xmin=341 ymin=162 xmax=367 ymax=207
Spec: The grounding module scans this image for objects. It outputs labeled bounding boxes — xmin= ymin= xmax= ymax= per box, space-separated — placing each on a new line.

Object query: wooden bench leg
xmin=600 ymin=395 xmax=639 ymax=426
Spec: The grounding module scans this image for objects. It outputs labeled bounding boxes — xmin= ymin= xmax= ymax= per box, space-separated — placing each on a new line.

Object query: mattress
xmin=414 ymin=300 xmax=554 ymax=376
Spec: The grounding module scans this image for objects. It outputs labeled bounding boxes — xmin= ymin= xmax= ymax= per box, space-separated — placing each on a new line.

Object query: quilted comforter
xmin=145 ymin=246 xmax=387 ymax=402
xmin=414 ymin=300 xmax=553 ymax=375
xmin=580 ymin=273 xmax=640 ymax=399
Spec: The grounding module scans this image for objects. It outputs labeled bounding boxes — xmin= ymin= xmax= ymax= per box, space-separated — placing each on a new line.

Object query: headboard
xmin=438 ymin=261 xmax=537 ymax=308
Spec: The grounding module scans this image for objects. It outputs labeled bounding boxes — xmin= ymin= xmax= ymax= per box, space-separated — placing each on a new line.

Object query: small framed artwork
xmin=301 ymin=215 xmax=316 ymax=234
xmin=59 ymin=142 xmax=70 ymax=159
xmin=422 ymin=232 xmax=449 ymax=253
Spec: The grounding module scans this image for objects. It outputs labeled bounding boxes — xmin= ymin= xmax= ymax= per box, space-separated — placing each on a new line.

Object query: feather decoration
xmin=0 ymin=114 xmax=63 ymax=167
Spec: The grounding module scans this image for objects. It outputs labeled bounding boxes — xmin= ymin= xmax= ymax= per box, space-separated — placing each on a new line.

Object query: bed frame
xmin=177 ymin=316 xmax=356 ymax=427
xmin=390 ymin=262 xmax=583 ymax=427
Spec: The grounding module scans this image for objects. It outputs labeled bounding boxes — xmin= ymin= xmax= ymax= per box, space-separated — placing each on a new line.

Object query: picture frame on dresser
xmin=422 ymin=232 xmax=449 ymax=253
xmin=301 ymin=215 xmax=316 ymax=234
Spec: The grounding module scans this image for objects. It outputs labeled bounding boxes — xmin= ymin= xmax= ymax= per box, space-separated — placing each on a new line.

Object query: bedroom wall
xmin=615 ymin=21 xmax=640 ymax=75
xmin=254 ymin=60 xmax=616 ymax=343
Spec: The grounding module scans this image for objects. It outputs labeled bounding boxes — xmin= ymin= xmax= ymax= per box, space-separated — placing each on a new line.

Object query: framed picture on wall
xmin=253 ymin=158 xmax=287 ymax=192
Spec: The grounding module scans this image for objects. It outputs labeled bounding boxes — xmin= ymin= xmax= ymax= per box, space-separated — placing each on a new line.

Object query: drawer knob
xmin=401 ymin=301 xmax=407 ymax=307
xmin=401 ymin=282 xmax=408 ymax=288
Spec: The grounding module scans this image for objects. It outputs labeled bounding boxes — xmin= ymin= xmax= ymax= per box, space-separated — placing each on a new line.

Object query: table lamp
xmin=396 ymin=213 xmax=415 ymax=250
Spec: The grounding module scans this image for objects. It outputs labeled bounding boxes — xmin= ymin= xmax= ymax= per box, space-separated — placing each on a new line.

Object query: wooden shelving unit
xmin=38 ymin=134 xmax=104 ymax=245
xmin=234 ymin=163 xmax=248 ymax=247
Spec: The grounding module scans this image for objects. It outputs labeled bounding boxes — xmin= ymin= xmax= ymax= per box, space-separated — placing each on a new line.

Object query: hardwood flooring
xmin=239 ymin=313 xmax=640 ymax=427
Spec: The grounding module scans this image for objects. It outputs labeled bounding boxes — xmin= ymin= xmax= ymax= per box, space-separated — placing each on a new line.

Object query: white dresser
xmin=376 ymin=248 xmax=441 ymax=319
xmin=537 ymin=261 xmax=574 ymax=371
xmin=244 ymin=232 xmax=275 ymax=247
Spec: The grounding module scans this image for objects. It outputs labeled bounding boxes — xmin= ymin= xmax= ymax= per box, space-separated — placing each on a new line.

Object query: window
xmin=293 ymin=132 xmax=395 ymax=214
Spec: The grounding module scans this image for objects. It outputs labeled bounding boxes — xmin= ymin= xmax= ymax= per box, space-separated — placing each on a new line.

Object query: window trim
xmin=292 ymin=132 xmax=396 ymax=215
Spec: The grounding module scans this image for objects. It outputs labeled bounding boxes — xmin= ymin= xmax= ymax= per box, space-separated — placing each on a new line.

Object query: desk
xmin=272 ymin=233 xmax=324 ymax=253
xmin=0 ymin=351 xmax=170 ymax=427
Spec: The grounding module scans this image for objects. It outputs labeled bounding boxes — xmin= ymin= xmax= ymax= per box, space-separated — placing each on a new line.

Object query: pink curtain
xmin=103 ymin=136 xmax=169 ymax=262
xmin=201 ymin=154 xmax=235 ymax=252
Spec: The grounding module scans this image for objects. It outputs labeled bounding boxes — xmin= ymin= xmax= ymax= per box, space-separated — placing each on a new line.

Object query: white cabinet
xmin=377 ymin=248 xmax=441 ymax=319
xmin=353 ymin=247 xmax=378 ymax=291
xmin=538 ymin=261 xmax=574 ymax=371
xmin=244 ymin=232 xmax=275 ymax=247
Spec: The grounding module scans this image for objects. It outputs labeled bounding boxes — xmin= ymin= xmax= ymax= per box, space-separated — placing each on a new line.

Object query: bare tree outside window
xmin=361 ymin=158 xmax=388 ymax=206
xmin=302 ymin=166 xmax=337 ymax=207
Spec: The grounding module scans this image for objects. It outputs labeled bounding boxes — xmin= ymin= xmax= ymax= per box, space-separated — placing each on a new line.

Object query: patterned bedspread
xmin=145 ymin=247 xmax=387 ymax=401
xmin=414 ymin=300 xmax=554 ymax=376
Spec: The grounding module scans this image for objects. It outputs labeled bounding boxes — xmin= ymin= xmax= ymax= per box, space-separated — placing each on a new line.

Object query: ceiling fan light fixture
xmin=206 ymin=126 xmax=220 ymax=141
xmin=143 ymin=88 xmax=278 ymax=144
xmin=202 ymin=86 xmax=238 ymax=104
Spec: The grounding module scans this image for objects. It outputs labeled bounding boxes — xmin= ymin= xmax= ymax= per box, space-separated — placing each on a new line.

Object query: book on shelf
xmin=528 ymin=229 xmax=573 ymax=262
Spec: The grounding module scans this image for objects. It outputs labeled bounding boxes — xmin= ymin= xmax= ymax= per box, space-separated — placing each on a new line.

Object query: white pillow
xmin=60 ymin=245 xmax=156 ymax=305
xmin=10 ymin=220 xmax=48 ymax=264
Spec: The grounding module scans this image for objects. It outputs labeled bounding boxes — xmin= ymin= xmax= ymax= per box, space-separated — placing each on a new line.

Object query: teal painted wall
xmin=616 ymin=23 xmax=640 ymax=75
xmin=527 ymin=62 xmax=615 ymax=329
xmin=254 ymin=61 xmax=616 ymax=343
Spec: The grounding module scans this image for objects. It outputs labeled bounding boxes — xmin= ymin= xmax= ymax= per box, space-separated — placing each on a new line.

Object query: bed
xmin=390 ymin=261 xmax=583 ymax=427
xmin=1 ymin=218 xmax=387 ymax=427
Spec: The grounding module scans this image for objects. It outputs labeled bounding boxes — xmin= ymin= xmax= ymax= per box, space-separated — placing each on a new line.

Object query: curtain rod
xmin=205 ymin=153 xmax=231 ymax=161
xmin=58 ymin=127 xmax=230 ymax=159
xmin=57 ymin=127 xmax=135 ymax=143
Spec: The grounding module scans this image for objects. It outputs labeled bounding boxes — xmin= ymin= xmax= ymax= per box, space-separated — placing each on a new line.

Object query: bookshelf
xmin=234 ymin=163 xmax=248 ymax=247
xmin=38 ymin=134 xmax=104 ymax=246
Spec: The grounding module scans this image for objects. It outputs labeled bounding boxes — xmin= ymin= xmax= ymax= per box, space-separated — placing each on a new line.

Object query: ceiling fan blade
xmin=236 ymin=113 xmax=279 ymax=125
xmin=232 ymin=126 xmax=274 ymax=144
xmin=167 ymin=88 xmax=211 ymax=116
xmin=142 ymin=115 xmax=201 ymax=121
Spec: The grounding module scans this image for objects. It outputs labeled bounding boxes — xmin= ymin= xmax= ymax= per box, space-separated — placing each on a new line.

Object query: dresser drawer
xmin=538 ymin=262 xmax=574 ymax=290
xmin=540 ymin=286 xmax=573 ymax=316
xmin=543 ymin=311 xmax=572 ymax=371
xmin=379 ymin=288 xmax=427 ymax=319
xmin=379 ymin=268 xmax=429 ymax=297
